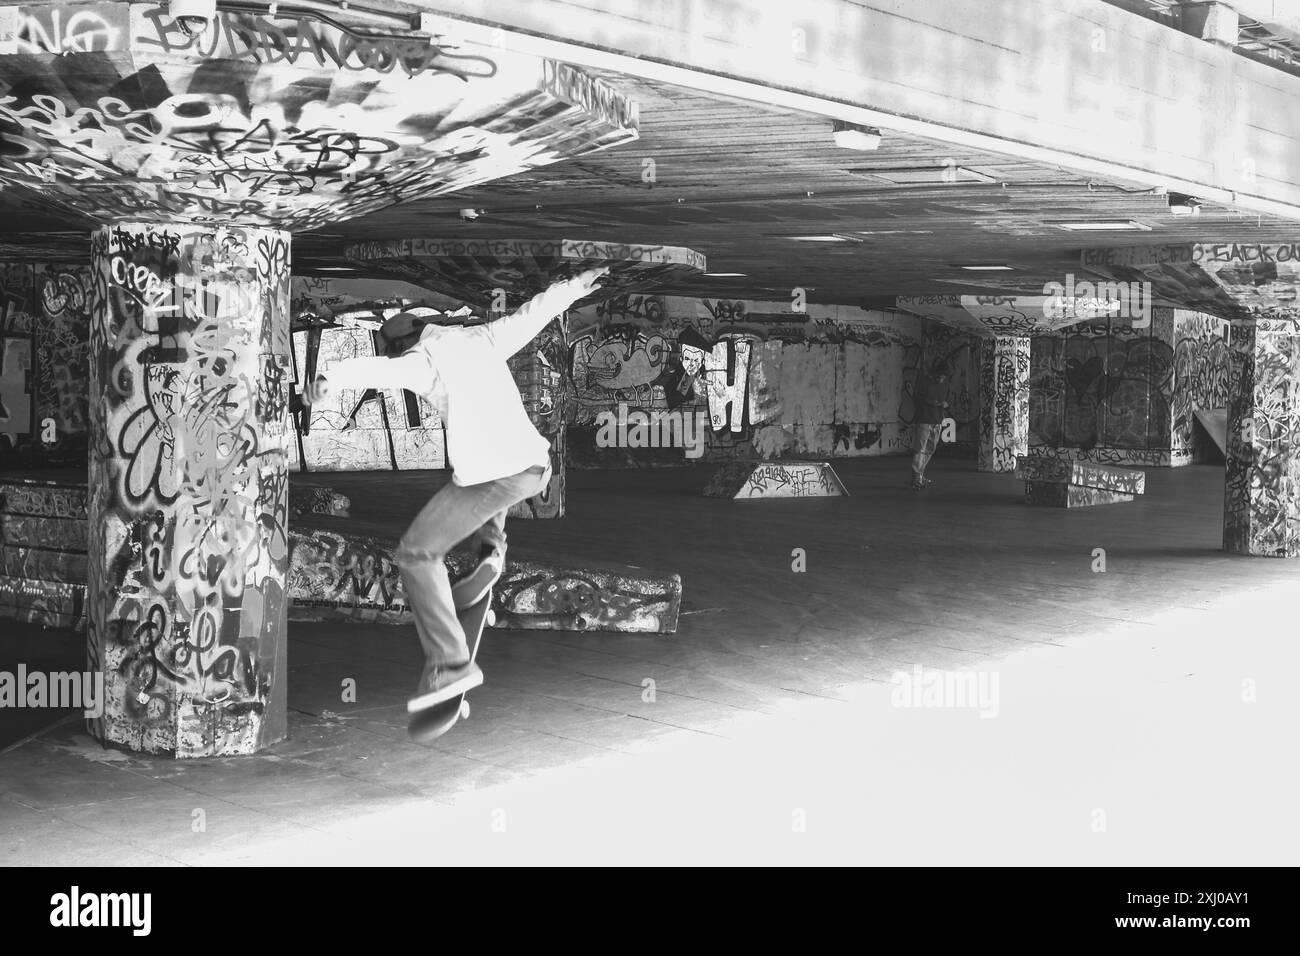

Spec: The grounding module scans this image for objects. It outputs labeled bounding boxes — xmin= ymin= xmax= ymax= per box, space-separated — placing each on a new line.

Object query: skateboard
xmin=406 ymin=585 xmax=497 ymax=743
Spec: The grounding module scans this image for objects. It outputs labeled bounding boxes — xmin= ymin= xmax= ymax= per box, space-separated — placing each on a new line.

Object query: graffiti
xmin=595 ymin=294 xmax=665 ymax=324
xmin=0 ymin=38 xmax=635 ymax=231
xmin=1196 ymin=243 xmax=1300 ymax=264
xmin=1170 ymin=312 xmax=1230 ymax=459
xmin=15 ymin=5 xmax=125 ymax=56
xmin=86 ymin=222 xmax=289 ymax=756
xmin=704 ymin=460 xmax=847 ymax=499
xmin=137 ymin=8 xmax=495 ymax=80
xmin=1029 ymin=318 xmax=1173 ymax=458
xmin=1016 ymin=455 xmax=1146 ymax=494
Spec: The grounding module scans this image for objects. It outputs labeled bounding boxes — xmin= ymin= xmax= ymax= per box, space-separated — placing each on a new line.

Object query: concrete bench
xmin=1015 ymin=455 xmax=1146 ymax=507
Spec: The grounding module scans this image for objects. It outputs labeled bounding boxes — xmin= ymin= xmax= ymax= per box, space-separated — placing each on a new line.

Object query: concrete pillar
xmin=87 ymin=222 xmax=292 ymax=756
xmin=977 ymin=335 xmax=1030 ymax=472
xmin=1223 ymin=317 xmax=1300 ymax=556
xmin=506 ymin=311 xmax=569 ymax=519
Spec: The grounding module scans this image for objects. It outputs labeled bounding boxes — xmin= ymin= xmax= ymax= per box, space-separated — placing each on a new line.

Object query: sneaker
xmin=406 ymin=661 xmax=484 ymax=712
xmin=451 ymin=547 xmax=505 ymax=609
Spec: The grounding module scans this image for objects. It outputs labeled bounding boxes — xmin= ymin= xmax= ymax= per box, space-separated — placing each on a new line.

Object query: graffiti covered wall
xmin=566 ymin=297 xmax=977 ymax=465
xmin=0 ymin=262 xmax=91 ymax=466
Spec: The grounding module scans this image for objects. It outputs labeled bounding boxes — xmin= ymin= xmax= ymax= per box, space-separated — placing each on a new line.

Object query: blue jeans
xmin=396 ymin=464 xmax=549 ymax=686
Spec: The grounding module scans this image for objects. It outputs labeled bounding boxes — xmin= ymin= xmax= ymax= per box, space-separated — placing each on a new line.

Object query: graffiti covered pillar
xmin=977 ymin=335 xmax=1030 ymax=472
xmin=1223 ymin=317 xmax=1300 ymax=557
xmin=87 ymin=223 xmax=292 ymax=756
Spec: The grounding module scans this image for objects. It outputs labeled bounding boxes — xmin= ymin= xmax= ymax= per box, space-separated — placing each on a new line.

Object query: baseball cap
xmin=379 ymin=312 xmax=427 ymax=342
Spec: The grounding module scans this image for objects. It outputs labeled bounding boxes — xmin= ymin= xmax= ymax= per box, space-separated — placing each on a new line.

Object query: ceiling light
xmin=786 ymin=234 xmax=864 ymax=243
xmin=953 ymin=263 xmax=1014 ymax=271
xmin=1046 ymin=219 xmax=1153 ymax=231
xmin=847 ymin=165 xmax=998 ymax=184
xmin=831 ymin=121 xmax=882 ymax=151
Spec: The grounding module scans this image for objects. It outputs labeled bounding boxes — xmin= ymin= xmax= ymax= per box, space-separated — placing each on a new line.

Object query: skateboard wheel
xmin=485 ymin=610 xmax=496 ymax=627
xmin=459 ymin=699 xmax=471 ymax=719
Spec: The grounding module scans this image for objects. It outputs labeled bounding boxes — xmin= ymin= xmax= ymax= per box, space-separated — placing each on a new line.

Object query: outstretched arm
xmin=302 ymin=349 xmax=433 ymax=406
xmin=483 ymin=266 xmax=610 ymax=358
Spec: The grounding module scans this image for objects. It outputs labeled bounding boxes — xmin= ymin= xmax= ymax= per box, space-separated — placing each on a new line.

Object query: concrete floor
xmin=2 ymin=457 xmax=1297 ymax=865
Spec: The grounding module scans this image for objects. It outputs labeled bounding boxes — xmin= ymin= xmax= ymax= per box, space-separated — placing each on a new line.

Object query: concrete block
xmin=1015 ymin=455 xmax=1146 ymax=494
xmin=1025 ymin=481 xmax=1137 ymax=508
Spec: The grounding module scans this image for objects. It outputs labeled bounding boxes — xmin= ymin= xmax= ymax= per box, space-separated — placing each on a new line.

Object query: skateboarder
xmin=910 ymin=357 xmax=951 ymax=489
xmin=301 ymin=266 xmax=610 ymax=712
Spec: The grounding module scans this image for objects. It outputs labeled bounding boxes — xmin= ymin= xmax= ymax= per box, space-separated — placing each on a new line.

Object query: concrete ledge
xmin=287 ymin=528 xmax=680 ymax=633
xmin=0 ymin=479 xmax=682 ymax=633
xmin=704 ymin=461 xmax=848 ymax=499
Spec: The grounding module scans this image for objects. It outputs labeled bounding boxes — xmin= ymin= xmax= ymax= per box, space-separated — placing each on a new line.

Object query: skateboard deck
xmin=407 ymin=589 xmax=495 ymax=743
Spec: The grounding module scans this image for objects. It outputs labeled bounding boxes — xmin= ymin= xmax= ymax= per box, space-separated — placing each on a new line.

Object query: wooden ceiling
xmin=3 ymin=63 xmax=1297 ymax=307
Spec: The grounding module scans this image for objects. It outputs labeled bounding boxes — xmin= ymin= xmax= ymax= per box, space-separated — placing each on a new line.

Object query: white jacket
xmin=319 ymin=277 xmax=587 ymax=486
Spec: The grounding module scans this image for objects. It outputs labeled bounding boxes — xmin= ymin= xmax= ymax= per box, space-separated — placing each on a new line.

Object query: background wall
xmin=566 ymin=295 xmax=979 ymax=466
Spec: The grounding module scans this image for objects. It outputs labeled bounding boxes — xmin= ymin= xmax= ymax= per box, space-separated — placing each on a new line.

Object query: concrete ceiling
xmin=1 ymin=12 xmax=1298 ymax=309
xmin=300 ymin=70 xmax=1300 ymax=308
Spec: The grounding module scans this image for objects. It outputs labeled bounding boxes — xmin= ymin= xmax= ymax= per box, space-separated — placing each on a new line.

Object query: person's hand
xmin=569 ymin=265 xmax=611 ymax=296
xmin=303 ymin=376 xmax=332 ymax=406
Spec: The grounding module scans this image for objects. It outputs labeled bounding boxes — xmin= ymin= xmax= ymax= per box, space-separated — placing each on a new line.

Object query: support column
xmin=507 ymin=312 xmax=569 ymax=519
xmin=87 ymin=222 xmax=292 ymax=756
xmin=1223 ymin=317 xmax=1300 ymax=556
xmin=977 ymin=335 xmax=1030 ymax=472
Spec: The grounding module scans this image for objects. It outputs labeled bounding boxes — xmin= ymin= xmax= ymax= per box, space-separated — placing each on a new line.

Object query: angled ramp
xmin=704 ymin=461 xmax=848 ymax=499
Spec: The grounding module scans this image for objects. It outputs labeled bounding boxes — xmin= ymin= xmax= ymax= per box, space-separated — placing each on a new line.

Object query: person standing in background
xmin=910 ymin=357 xmax=951 ymax=489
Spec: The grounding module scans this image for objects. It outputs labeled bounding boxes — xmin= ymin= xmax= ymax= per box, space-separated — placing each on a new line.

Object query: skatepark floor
xmin=3 ymin=457 xmax=1298 ymax=865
